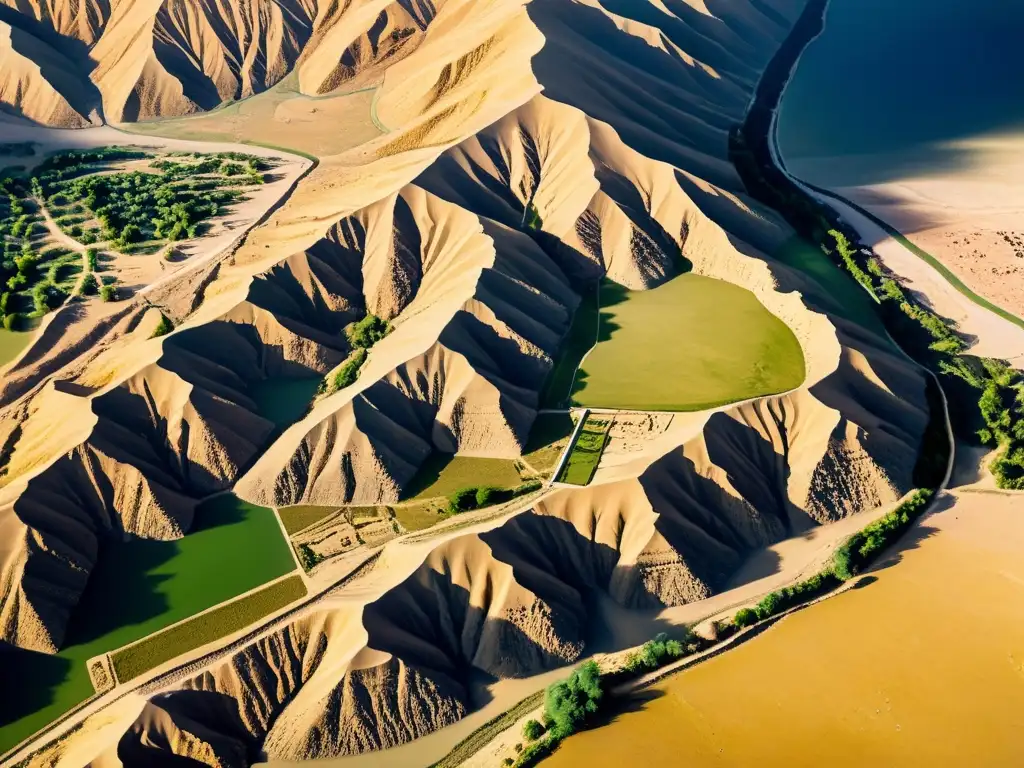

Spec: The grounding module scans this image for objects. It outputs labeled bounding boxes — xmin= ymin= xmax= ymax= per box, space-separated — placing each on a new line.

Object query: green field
xmin=403 ymin=454 xmax=525 ymax=501
xmin=571 ymin=276 xmax=805 ymax=411
xmin=522 ymin=413 xmax=576 ymax=474
xmin=0 ymin=494 xmax=295 ymax=754
xmin=392 ymin=501 xmax=448 ymax=532
xmin=542 ymin=286 xmax=598 ymax=408
xmin=557 ymin=416 xmax=611 ymax=486
xmin=278 ymin=504 xmax=341 ymax=535
xmin=772 ymin=235 xmax=889 ymax=336
xmin=111 ymin=574 xmax=306 ymax=683
xmin=249 ymin=376 xmax=321 ymax=428
xmin=0 ymin=327 xmax=33 ymax=367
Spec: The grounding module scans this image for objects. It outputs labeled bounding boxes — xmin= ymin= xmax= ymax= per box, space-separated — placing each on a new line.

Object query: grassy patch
xmin=542 ymin=286 xmax=598 ymax=408
xmin=278 ymin=504 xmax=340 ymax=535
xmin=572 ymin=276 xmax=805 ymax=411
xmin=0 ymin=328 xmax=33 ymax=368
xmin=111 ymin=574 xmax=306 ymax=683
xmin=772 ymin=235 xmax=888 ymax=336
xmin=392 ymin=501 xmax=447 ymax=532
xmin=403 ymin=454 xmax=524 ymax=501
xmin=522 ymin=413 xmax=576 ymax=473
xmin=0 ymin=494 xmax=294 ymax=753
xmin=557 ymin=416 xmax=610 ymax=486
xmin=430 ymin=691 xmax=545 ymax=768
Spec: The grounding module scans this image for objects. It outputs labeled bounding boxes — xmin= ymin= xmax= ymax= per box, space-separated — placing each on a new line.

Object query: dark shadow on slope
xmin=118 ymin=690 xmax=256 ymax=768
xmin=0 ymin=642 xmax=73 ymax=728
xmin=62 ymin=500 xmax=247 ymax=648
xmin=594 ymin=167 xmax=693 ymax=277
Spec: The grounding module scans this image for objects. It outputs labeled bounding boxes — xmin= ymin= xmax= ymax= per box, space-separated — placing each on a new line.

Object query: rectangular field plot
xmin=402 ymin=454 xmax=526 ymax=501
xmin=557 ymin=415 xmax=612 ymax=486
xmin=0 ymin=494 xmax=295 ymax=753
xmin=111 ymin=574 xmax=307 ymax=683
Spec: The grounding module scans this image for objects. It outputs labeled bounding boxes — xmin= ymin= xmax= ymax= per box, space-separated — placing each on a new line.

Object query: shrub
xmin=543 ymin=660 xmax=603 ymax=738
xmin=522 ymin=719 xmax=545 ymax=741
xmin=514 ymin=738 xmax=556 ymax=768
xmin=523 ymin=202 xmax=543 ymax=231
xmin=151 ymin=314 xmax=174 ymax=338
xmin=732 ymin=607 xmax=759 ymax=628
xmin=85 ymin=247 xmax=98 ymax=271
xmin=327 ymin=347 xmax=367 ymax=393
xmin=32 ymin=282 xmax=65 ymax=314
xmin=3 ymin=312 xmax=23 ymax=330
xmin=447 ymin=487 xmax=479 ymax=514
xmin=6 ymin=274 xmax=26 ymax=290
xmin=346 ymin=313 xmax=391 ymax=349
xmin=79 ymin=273 xmax=98 ymax=295
xmin=0 ymin=292 xmax=9 ymax=315
xmin=99 ymin=283 xmax=118 ymax=302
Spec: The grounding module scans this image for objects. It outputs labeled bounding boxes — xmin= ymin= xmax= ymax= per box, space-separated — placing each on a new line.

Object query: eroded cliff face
xmin=0 ymin=0 xmax=933 ymax=763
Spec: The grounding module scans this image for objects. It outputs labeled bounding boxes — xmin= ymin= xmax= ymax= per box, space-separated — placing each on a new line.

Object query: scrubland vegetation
xmin=34 ymin=148 xmax=267 ymax=251
xmin=0 ymin=147 xmax=271 ymax=338
xmin=0 ymin=176 xmax=75 ymax=330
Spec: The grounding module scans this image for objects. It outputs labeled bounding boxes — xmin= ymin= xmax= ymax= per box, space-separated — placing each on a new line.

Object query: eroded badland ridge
xmin=0 ymin=1 xmax=930 ymax=765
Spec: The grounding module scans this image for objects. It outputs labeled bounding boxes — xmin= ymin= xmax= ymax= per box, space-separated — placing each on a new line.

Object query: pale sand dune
xmin=0 ymin=0 xmax=940 ymax=764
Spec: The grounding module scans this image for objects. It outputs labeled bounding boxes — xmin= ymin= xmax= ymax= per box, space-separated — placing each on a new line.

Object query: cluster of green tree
xmin=824 ymin=226 xmax=1021 ymax=486
xmin=322 ymin=348 xmax=368 ymax=396
xmin=346 ymin=313 xmax=392 ymax=348
xmin=832 ymin=489 xmax=934 ymax=579
xmin=33 ymin=148 xmax=148 ymax=182
xmin=319 ymin=314 xmax=395 ymax=395
xmin=731 ymin=489 xmax=935 ymax=629
xmin=445 ymin=480 xmax=543 ymax=515
xmin=621 ymin=632 xmax=689 ymax=674
xmin=295 ymin=542 xmax=326 ymax=572
xmin=31 ymin=149 xmax=266 ymax=252
xmin=508 ymin=661 xmax=605 ymax=767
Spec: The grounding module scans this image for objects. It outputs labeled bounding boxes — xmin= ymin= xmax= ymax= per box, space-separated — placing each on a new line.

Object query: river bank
xmin=544 ymin=487 xmax=1024 ymax=767
xmin=778 ymin=0 xmax=1024 ymax=324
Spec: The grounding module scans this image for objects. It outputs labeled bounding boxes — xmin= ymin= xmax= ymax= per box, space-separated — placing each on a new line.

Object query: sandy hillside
xmin=0 ymin=0 xmax=939 ymax=766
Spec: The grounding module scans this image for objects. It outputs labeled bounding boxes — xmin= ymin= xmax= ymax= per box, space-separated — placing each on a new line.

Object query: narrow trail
xmin=33 ymin=196 xmax=92 ymax=297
